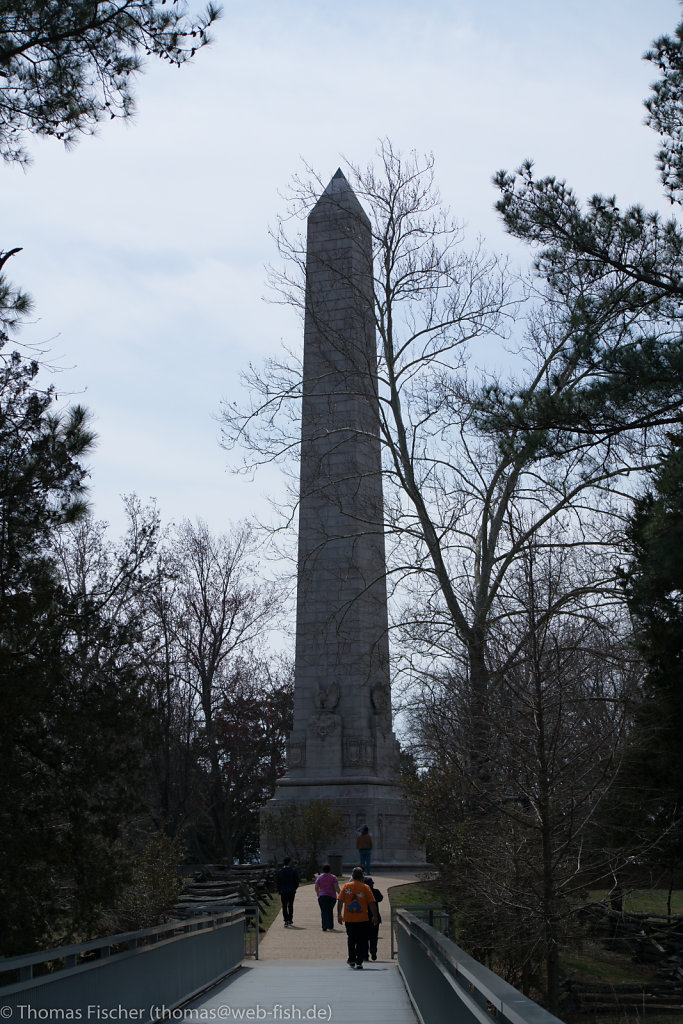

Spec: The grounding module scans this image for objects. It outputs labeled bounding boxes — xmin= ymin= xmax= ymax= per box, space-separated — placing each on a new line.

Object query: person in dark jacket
xmin=363 ymin=876 xmax=383 ymax=960
xmin=276 ymin=857 xmax=299 ymax=927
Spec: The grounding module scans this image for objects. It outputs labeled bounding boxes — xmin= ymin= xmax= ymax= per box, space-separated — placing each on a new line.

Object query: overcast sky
xmin=3 ymin=0 xmax=680 ymax=540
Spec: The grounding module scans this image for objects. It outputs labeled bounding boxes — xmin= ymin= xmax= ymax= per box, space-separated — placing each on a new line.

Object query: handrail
xmin=0 ymin=910 xmax=243 ymax=984
xmin=390 ymin=903 xmax=452 ymax=958
xmin=396 ymin=910 xmax=566 ymax=1024
xmin=0 ymin=910 xmax=246 ymax=1023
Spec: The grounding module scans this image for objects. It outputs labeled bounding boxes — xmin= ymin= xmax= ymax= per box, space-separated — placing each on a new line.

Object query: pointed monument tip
xmin=325 ymin=168 xmax=350 ymax=192
xmin=310 ymin=165 xmax=370 ymax=225
xmin=321 ymin=167 xmax=353 ymax=198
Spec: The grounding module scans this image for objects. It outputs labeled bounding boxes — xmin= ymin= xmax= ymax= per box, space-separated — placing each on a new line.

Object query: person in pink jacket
xmin=315 ymin=863 xmax=340 ymax=931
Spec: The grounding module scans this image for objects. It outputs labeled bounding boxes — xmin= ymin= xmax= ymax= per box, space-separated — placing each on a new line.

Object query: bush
xmin=103 ymin=832 xmax=186 ymax=933
xmin=262 ymin=800 xmax=346 ymax=877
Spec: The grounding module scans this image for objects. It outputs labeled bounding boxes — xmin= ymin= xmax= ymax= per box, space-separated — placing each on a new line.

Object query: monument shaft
xmin=264 ymin=171 xmax=422 ymax=867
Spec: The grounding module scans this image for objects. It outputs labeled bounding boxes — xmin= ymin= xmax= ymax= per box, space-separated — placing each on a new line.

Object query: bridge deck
xmin=189 ymin=959 xmax=417 ymax=1024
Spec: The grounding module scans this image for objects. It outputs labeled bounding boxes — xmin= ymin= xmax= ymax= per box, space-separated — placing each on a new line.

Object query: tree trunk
xmin=467 ymin=631 xmax=491 ymax=784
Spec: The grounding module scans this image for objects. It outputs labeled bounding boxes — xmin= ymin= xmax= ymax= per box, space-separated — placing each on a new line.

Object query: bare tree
xmin=158 ymin=519 xmax=282 ymax=860
xmin=407 ymin=535 xmax=639 ymax=1010
xmin=53 ymin=493 xmax=161 ymax=666
xmin=222 ymin=141 xmax=653 ymax=775
xmin=144 ymin=558 xmax=205 ymax=846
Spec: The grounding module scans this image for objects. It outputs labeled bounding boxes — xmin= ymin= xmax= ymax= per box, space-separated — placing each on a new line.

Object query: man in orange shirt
xmin=337 ymin=866 xmax=378 ymax=969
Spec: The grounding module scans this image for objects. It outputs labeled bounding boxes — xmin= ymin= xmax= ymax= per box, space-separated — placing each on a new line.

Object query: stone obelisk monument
xmin=262 ymin=170 xmax=422 ymax=867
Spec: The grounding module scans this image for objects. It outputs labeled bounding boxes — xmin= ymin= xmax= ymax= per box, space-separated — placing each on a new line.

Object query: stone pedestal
xmin=265 ymin=784 xmax=420 ymax=868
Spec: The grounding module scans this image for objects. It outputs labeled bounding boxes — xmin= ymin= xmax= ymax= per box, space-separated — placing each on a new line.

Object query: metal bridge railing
xmin=396 ymin=910 xmax=566 ymax=1024
xmin=242 ymin=903 xmax=260 ymax=959
xmin=390 ymin=903 xmax=453 ymax=958
xmin=0 ymin=909 xmax=246 ymax=1022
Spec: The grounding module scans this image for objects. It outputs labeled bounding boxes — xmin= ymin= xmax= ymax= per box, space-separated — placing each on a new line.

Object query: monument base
xmin=260 ymin=778 xmax=427 ymax=869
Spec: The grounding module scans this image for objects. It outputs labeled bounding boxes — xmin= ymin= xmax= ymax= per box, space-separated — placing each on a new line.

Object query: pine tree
xmin=621 ymin=434 xmax=683 ymax=890
xmin=487 ymin=15 xmax=683 ymax=447
xmin=0 ymin=351 xmax=157 ymax=952
xmin=0 ymin=0 xmax=221 ymax=165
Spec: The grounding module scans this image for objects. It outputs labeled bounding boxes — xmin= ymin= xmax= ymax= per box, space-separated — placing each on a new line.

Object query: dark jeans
xmin=345 ymin=921 xmax=369 ymax=965
xmin=318 ymin=894 xmax=336 ymax=930
xmin=280 ymin=891 xmax=295 ymax=924
xmin=368 ymin=920 xmax=379 ymax=956
xmin=359 ymin=848 xmax=371 ymax=872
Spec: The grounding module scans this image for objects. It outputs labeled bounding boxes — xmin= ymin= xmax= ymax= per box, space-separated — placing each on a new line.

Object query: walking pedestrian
xmin=315 ymin=863 xmax=340 ymax=931
xmin=363 ymin=876 xmax=383 ymax=960
xmin=355 ymin=824 xmax=372 ymax=873
xmin=337 ymin=866 xmax=378 ymax=969
xmin=276 ymin=857 xmax=299 ymax=928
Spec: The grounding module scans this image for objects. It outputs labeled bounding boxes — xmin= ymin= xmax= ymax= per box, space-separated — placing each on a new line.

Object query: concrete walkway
xmin=186 ymin=874 xmax=419 ymax=1024
xmin=188 ymin=960 xmax=417 ymax=1024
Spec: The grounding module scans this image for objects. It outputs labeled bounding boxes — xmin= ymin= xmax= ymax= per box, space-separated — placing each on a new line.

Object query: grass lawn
xmin=387 ymin=880 xmax=441 ymax=908
xmin=258 ymin=891 xmax=283 ymax=932
xmin=589 ymin=888 xmax=683 ymax=916
xmin=562 ymin=942 xmax=653 ymax=985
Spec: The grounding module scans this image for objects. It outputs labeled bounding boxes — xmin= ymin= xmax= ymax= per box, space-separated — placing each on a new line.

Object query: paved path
xmin=260 ymin=872 xmax=417 ymax=961
xmin=186 ymin=874 xmax=420 ymax=1024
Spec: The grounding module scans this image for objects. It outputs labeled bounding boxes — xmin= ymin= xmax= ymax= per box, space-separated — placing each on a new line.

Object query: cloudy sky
xmin=3 ymin=0 xmax=680 ymax=540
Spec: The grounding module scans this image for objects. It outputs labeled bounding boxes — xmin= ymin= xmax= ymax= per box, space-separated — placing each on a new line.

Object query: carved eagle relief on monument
xmin=311 ymin=681 xmax=341 ymax=739
xmin=370 ymin=682 xmax=390 ymax=715
xmin=314 ymin=681 xmax=340 ymax=711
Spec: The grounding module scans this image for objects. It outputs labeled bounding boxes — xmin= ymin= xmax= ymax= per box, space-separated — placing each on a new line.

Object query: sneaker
xmin=355 ymin=964 xmax=363 ymax=970
xmin=347 ymin=959 xmax=354 ymax=966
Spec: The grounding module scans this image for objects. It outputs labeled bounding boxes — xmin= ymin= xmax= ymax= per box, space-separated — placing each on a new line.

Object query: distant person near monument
xmin=356 ymin=825 xmax=372 ymax=872
xmin=337 ymin=867 xmax=378 ymax=969
xmin=315 ymin=863 xmax=340 ymax=931
xmin=276 ymin=857 xmax=299 ymax=928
